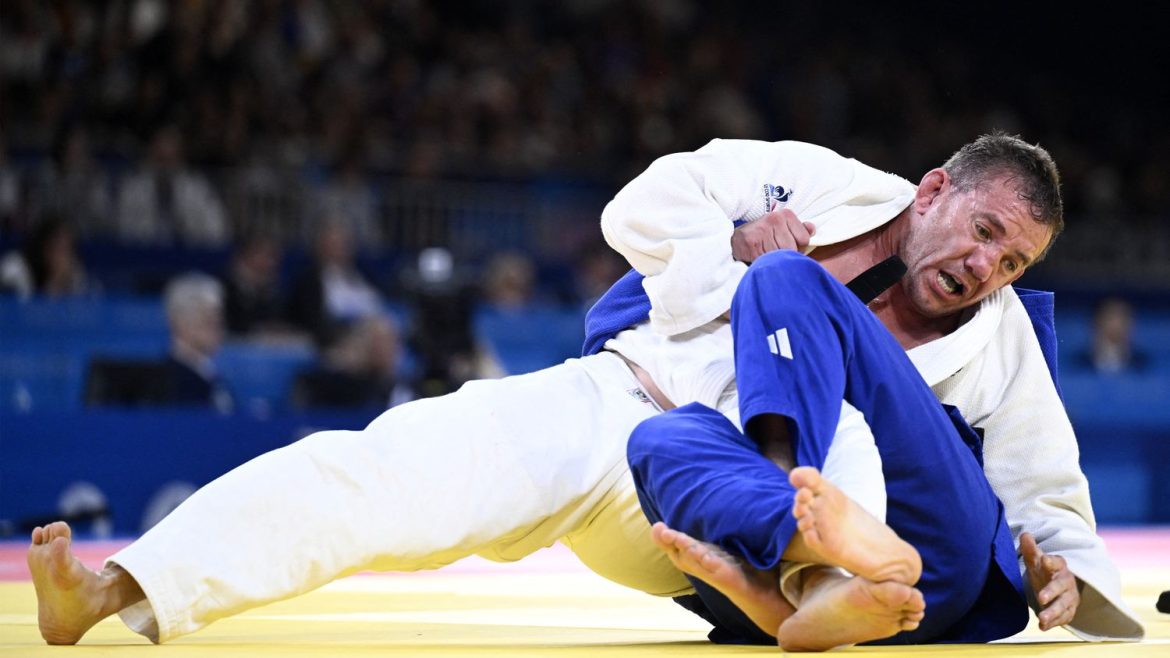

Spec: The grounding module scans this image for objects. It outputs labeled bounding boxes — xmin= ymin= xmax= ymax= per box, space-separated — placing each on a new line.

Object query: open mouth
xmin=937 ymin=271 xmax=965 ymax=297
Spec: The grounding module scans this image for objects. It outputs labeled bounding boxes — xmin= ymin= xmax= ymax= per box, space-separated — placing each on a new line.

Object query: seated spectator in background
xmin=402 ymin=247 xmax=504 ymax=398
xmin=288 ymin=218 xmax=385 ymax=347
xmin=0 ymin=131 xmax=20 ymax=230
xmin=115 ymin=125 xmax=230 ymax=246
xmin=85 ymin=274 xmax=233 ymax=411
xmin=34 ymin=124 xmax=114 ymax=238
xmin=221 ymin=233 xmax=290 ymax=337
xmin=317 ymin=148 xmax=382 ymax=248
xmin=482 ymin=251 xmax=537 ymax=311
xmin=0 ymin=216 xmax=94 ymax=300
xmin=291 ymin=314 xmax=413 ymax=411
xmin=160 ymin=273 xmax=234 ymax=413
xmin=1079 ymin=297 xmax=1150 ymax=374
xmin=573 ymin=241 xmax=626 ymax=309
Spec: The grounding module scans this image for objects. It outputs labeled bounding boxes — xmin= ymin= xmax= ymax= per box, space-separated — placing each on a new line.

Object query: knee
xmin=740 ymin=251 xmax=845 ymax=310
xmin=747 ymin=250 xmax=833 ymax=286
xmin=626 ymin=414 xmax=677 ymax=464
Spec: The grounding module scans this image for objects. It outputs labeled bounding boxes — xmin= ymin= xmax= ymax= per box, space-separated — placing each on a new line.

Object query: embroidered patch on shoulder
xmin=763 ymin=183 xmax=793 ymax=210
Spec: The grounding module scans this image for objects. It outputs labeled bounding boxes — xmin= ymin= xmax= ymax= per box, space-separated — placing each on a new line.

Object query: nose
xmin=965 ymin=247 xmax=996 ymax=283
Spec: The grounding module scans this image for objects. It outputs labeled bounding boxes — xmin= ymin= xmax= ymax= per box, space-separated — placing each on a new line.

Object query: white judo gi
xmin=107 ymin=138 xmax=1143 ymax=643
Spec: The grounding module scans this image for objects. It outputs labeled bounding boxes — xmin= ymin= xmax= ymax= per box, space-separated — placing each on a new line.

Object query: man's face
xmin=177 ymin=303 xmax=225 ymax=356
xmin=900 ymin=172 xmax=1053 ymax=318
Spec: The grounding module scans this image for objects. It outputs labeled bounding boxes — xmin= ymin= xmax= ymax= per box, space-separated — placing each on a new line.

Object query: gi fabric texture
xmin=597 ymin=138 xmax=1142 ymax=641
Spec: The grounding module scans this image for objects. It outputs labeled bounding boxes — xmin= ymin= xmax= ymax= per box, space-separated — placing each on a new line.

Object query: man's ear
xmin=913 ymin=168 xmax=949 ymax=213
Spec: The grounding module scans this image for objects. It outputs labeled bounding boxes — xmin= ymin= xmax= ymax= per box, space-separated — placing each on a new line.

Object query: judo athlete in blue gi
xmin=628 ymin=250 xmax=1028 ymax=650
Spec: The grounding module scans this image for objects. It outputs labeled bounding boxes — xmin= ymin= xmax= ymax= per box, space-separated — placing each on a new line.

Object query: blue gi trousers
xmin=628 ymin=251 xmax=1027 ymax=644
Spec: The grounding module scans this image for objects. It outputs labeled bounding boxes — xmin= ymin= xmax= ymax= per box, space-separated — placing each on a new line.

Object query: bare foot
xmin=650 ymin=522 xmax=794 ymax=636
xmin=790 ymin=466 xmax=921 ymax=585
xmin=778 ymin=571 xmax=925 ymax=651
xmin=27 ymin=521 xmax=141 ymax=645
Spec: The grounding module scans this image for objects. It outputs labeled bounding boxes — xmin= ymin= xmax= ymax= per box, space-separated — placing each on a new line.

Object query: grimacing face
xmin=899 ymin=172 xmax=1053 ymax=318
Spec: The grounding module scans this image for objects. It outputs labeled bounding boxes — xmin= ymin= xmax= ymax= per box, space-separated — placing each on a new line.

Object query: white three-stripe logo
xmin=766 ymin=328 xmax=793 ymax=359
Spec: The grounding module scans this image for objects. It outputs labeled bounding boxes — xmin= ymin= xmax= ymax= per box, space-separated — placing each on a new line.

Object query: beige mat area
xmin=1 ymin=544 xmax=1168 ymax=656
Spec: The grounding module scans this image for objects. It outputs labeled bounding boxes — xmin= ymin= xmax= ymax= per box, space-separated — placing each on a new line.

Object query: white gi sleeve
xmin=933 ymin=296 xmax=1145 ymax=641
xmin=599 ymin=139 xmax=912 ymax=336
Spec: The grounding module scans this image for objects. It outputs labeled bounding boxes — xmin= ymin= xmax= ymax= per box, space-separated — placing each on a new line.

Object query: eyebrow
xmin=979 ymin=213 xmax=1035 ymax=268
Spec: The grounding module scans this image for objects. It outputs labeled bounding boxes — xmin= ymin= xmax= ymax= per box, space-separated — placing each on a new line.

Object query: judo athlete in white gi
xmin=28 ymin=135 xmax=1144 ymax=646
xmin=630 ymin=249 xmax=1033 ymax=648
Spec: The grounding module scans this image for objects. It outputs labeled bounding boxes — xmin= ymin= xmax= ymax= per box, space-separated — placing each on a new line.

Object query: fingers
xmin=782 ymin=211 xmax=813 ymax=250
xmin=1041 ymin=554 xmax=1066 ymax=576
xmin=1037 ymin=564 xmax=1073 ymax=607
xmin=1038 ymin=588 xmax=1078 ymax=630
xmin=730 ymin=211 xmax=813 ymax=262
xmin=1036 ymin=560 xmax=1079 ymax=631
xmin=1019 ymin=532 xmax=1043 ymax=573
xmin=1018 ymin=532 xmax=1039 ymax=560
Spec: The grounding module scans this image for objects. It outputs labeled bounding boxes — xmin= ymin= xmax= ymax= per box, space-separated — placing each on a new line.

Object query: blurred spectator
xmin=161 ymin=272 xmax=233 ymax=412
xmin=221 ymin=233 xmax=289 ymax=337
xmin=33 ymin=124 xmax=114 ymax=237
xmin=115 ymin=126 xmax=230 ymax=246
xmin=573 ymin=241 xmax=627 ymax=309
xmin=482 ymin=251 xmax=536 ymax=310
xmin=316 ymin=149 xmax=381 ymax=248
xmin=0 ymin=132 xmax=22 ymax=232
xmin=0 ymin=1 xmax=1165 ymax=287
xmin=0 ymin=216 xmax=93 ymax=300
xmin=1079 ymin=297 xmax=1150 ymax=374
xmin=291 ymin=314 xmax=413 ymax=411
xmin=401 ymin=247 xmax=503 ymax=398
xmin=288 ymin=218 xmax=385 ymax=347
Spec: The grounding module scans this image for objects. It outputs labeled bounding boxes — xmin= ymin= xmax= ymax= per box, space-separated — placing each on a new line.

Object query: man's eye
xmin=976 ymin=225 xmax=991 ymax=240
xmin=1005 ymin=260 xmax=1019 ymax=273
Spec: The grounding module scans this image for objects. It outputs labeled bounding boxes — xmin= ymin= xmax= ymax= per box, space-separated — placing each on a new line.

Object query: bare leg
xmin=651 ymin=522 xmax=924 ymax=648
xmin=27 ymin=522 xmax=146 ymax=645
xmin=790 ymin=466 xmax=921 ymax=585
xmin=778 ymin=569 xmax=925 ymax=651
xmin=650 ymin=522 xmax=793 ymax=636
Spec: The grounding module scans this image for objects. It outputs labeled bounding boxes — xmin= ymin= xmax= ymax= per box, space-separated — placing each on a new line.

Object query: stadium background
xmin=1 ymin=0 xmax=1167 ymax=539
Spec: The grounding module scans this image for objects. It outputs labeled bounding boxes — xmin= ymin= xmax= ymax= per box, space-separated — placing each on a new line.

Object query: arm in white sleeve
xmin=940 ymin=301 xmax=1144 ymax=641
xmin=599 ymin=139 xmax=854 ymax=335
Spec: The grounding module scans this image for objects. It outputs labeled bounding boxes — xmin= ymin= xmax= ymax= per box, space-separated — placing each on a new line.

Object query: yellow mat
xmin=1 ymin=549 xmax=1167 ymax=656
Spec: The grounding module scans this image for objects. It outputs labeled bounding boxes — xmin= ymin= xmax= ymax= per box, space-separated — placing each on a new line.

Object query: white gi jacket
xmin=600 ymin=138 xmax=1144 ymax=641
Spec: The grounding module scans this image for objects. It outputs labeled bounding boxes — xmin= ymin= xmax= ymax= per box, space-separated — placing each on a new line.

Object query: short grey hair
xmin=164 ymin=272 xmax=223 ymax=322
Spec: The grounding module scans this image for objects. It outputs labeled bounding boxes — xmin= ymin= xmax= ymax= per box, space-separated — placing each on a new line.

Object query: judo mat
xmin=1 ymin=528 xmax=1167 ymax=657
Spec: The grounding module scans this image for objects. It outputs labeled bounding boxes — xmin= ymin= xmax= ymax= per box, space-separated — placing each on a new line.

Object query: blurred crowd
xmin=2 ymin=1 xmax=1168 ymax=239
xmin=1 ymin=0 xmax=1167 ymax=412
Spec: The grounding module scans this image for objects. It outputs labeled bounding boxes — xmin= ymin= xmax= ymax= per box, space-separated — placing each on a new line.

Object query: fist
xmin=731 ymin=210 xmax=816 ymax=263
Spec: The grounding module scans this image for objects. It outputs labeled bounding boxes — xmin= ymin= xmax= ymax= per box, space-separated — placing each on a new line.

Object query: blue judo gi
xmin=584 ymin=251 xmax=1059 ymax=644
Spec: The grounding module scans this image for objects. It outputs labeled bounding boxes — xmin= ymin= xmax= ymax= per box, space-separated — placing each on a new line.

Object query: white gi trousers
xmin=108 ymin=352 xmax=686 ymax=642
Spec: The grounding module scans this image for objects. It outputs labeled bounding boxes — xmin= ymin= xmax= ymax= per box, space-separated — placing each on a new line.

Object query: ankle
xmin=96 ymin=565 xmax=146 ymax=616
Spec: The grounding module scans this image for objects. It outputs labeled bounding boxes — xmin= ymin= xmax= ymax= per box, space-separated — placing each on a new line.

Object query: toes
xmin=46 ymin=522 xmax=72 ymax=542
xmin=795 ymin=515 xmax=813 ymax=533
xmin=907 ymin=588 xmax=925 ymax=611
xmin=650 ymin=523 xmax=673 ymax=547
xmin=48 ymin=536 xmax=73 ymax=567
xmin=789 ymin=466 xmax=822 ymax=491
xmin=31 ymin=526 xmax=45 ymax=545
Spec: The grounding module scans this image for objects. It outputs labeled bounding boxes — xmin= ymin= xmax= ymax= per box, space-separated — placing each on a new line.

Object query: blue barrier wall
xmin=0 ymin=409 xmax=375 ymax=537
xmin=2 ymin=297 xmax=1169 ymax=532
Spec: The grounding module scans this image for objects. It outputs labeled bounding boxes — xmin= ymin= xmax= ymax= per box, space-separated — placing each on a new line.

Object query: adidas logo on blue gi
xmin=766 ymin=328 xmax=793 ymax=359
